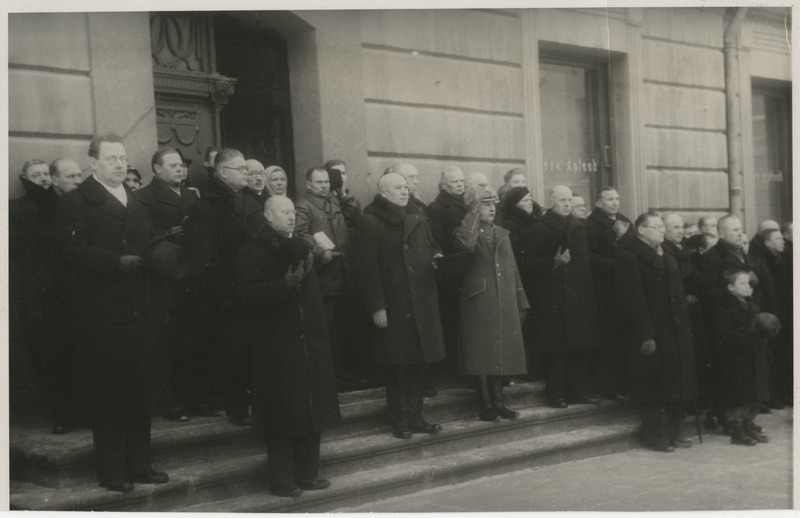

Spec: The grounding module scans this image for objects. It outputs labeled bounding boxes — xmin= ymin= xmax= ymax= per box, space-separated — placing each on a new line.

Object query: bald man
xmin=354 ymin=172 xmax=446 ymax=438
xmin=50 ymin=159 xmax=83 ymax=197
xmin=385 ymin=163 xmax=426 ymax=211
xmin=245 ymin=159 xmax=268 ymax=203
xmin=748 ymin=219 xmax=780 ymax=261
xmin=528 ymin=185 xmax=601 ymax=408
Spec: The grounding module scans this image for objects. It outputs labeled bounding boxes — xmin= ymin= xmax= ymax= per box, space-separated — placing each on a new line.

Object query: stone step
xmin=9 ymin=400 xmax=646 ymax=511
xmin=10 ymin=380 xmax=546 ymax=489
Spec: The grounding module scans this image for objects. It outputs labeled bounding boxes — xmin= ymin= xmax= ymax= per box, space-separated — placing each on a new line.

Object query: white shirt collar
xmin=94 ymin=175 xmax=127 ymax=206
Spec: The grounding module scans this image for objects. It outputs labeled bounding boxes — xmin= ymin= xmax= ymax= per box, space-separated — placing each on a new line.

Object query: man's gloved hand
xmin=284 ymin=261 xmax=305 ymax=289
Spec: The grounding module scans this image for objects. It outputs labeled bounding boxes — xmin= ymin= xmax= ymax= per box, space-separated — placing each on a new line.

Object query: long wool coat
xmin=615 ymin=237 xmax=698 ymax=404
xmin=500 ymin=204 xmax=539 ymax=299
xmin=135 ymin=176 xmax=200 ymax=235
xmin=527 ymin=210 xmax=600 ymax=353
xmin=711 ymin=294 xmax=771 ymax=407
xmin=426 ymin=190 xmax=467 ymax=255
xmin=352 ymin=195 xmax=446 ymax=365
xmin=52 ymin=175 xmax=168 ymax=419
xmin=454 ymin=212 xmax=529 ymax=375
xmin=235 ymin=225 xmax=341 ymax=437
xmin=585 ymin=208 xmax=635 ymax=349
xmin=295 ymin=191 xmax=352 ymax=297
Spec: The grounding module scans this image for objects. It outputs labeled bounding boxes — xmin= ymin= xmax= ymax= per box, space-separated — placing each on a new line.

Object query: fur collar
xmin=253 ymin=223 xmax=310 ymax=266
xmin=365 ymin=194 xmax=408 ymax=228
xmin=502 ymin=203 xmax=537 ymax=228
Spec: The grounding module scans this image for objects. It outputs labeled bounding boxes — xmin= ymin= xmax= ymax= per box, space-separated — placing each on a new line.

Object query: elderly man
xmin=662 ymin=213 xmax=714 ymax=418
xmin=426 ymin=165 xmax=468 ymax=379
xmin=760 ymin=227 xmax=793 ymax=408
xmin=354 ymin=172 xmax=445 ymax=438
xmin=570 ymin=194 xmax=589 ymax=219
xmin=295 ymin=166 xmax=354 ymax=382
xmin=137 ymin=148 xmax=211 ymax=422
xmin=236 ymin=195 xmax=341 ymax=497
xmin=697 ymin=215 xmax=777 ymax=314
xmin=748 ymin=220 xmax=780 ymax=260
xmin=584 ymin=186 xmax=636 ymax=400
xmin=185 ymin=148 xmax=258 ymax=425
xmin=698 ymin=215 xmax=718 ymax=237
xmin=385 ymin=162 xmax=426 ymax=211
xmin=52 ymin=134 xmax=169 ymax=491
xmin=245 ymin=159 xmax=268 ymax=203
xmin=528 ymin=186 xmax=600 ymax=408
xmin=50 ymin=159 xmax=83 ymax=196
xmin=616 ymin=211 xmax=697 ymax=452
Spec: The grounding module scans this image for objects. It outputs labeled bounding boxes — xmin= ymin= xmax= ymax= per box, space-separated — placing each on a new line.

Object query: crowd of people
xmin=9 ymin=133 xmax=793 ymax=497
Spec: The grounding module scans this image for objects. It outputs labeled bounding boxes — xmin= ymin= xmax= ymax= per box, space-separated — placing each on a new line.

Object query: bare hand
xmin=685 ymin=294 xmax=697 ymax=305
xmin=284 ymin=262 xmax=305 ymax=289
xmin=432 ymin=253 xmax=444 ymax=270
xmin=640 ymin=339 xmax=656 ymax=356
xmin=319 ymin=250 xmax=334 ymax=265
xmin=167 ymin=225 xmax=184 ymax=237
xmin=118 ymin=255 xmax=143 ymax=273
xmin=554 ymin=247 xmax=571 ymax=268
xmin=372 ymin=308 xmax=388 ymax=328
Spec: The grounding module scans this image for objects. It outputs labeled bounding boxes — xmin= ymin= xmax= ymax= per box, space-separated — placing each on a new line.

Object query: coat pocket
xmin=465 ymin=277 xmax=487 ymax=300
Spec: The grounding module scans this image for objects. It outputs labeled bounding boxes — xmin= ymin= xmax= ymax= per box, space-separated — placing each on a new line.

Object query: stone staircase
xmin=10 ymin=381 xmax=672 ymax=512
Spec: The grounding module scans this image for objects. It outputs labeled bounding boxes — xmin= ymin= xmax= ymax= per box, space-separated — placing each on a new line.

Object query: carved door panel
xmin=214 ymin=14 xmax=296 ymax=197
xmin=150 ymin=12 xmax=237 ymax=192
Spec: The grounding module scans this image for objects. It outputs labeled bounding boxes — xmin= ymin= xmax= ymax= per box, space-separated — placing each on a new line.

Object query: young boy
xmin=712 ymin=269 xmax=780 ymax=445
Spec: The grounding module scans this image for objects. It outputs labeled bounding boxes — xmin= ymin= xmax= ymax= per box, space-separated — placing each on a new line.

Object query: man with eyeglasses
xmin=615 ymin=210 xmax=697 ymax=452
xmin=245 ymin=159 xmax=268 ymax=203
xmin=52 ymin=133 xmax=170 ymax=491
xmin=185 ymin=148 xmax=264 ymax=426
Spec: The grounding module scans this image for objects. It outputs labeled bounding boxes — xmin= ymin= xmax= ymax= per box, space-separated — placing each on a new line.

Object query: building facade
xmin=8 ymin=7 xmax=793 ymax=232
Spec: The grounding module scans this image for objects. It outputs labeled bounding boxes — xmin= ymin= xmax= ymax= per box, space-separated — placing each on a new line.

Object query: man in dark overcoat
xmin=137 ymin=148 xmax=213 ymax=421
xmin=584 ymin=186 xmax=636 ymax=400
xmin=184 ymin=148 xmax=258 ymax=425
xmin=52 ymin=134 xmax=169 ymax=491
xmin=235 ymin=195 xmax=340 ymax=498
xmin=527 ymin=185 xmax=601 ymax=408
xmin=615 ymin=211 xmax=697 ymax=452
xmin=353 ymin=173 xmax=446 ymax=439
xmin=425 ymin=166 xmax=468 ymax=378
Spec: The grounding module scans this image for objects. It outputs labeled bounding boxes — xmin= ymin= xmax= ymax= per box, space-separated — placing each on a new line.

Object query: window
xmin=751 ymin=84 xmax=792 ymax=224
xmin=538 ymin=57 xmax=612 ymax=201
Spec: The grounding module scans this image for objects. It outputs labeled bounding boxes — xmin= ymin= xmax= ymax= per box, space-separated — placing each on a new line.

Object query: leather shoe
xmin=100 ymin=481 xmax=134 ymax=492
xmin=671 ymin=438 xmax=692 ymax=449
xmin=229 ymin=415 xmax=251 ymax=426
xmin=567 ymin=395 xmax=601 ymax=405
xmin=758 ymin=403 xmax=772 ymax=414
xmin=132 ymin=471 xmax=169 ymax=484
xmin=52 ymin=423 xmax=72 ymax=435
xmin=649 ymin=443 xmax=675 ymax=453
xmin=492 ymin=402 xmax=519 ymax=419
xmin=479 ymin=405 xmax=499 ymax=422
xmin=297 ymin=479 xmax=330 ymax=490
xmin=409 ymin=421 xmax=442 ymax=434
xmin=549 ymin=398 xmax=568 ymax=409
xmin=271 ymin=484 xmax=303 ymax=497
xmin=393 ymin=427 xmax=412 ymax=439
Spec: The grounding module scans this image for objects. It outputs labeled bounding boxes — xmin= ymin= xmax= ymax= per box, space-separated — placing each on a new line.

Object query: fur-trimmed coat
xmin=235 ymin=224 xmax=341 ymax=437
xmin=352 ymin=195 xmax=445 ymax=365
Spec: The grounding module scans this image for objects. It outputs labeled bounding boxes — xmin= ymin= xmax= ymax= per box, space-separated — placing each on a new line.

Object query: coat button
xmin=404 ymin=245 xmax=409 ymax=250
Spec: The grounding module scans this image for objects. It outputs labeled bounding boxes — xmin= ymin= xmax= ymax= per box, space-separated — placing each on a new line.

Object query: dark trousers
xmin=640 ymin=401 xmax=684 ymax=447
xmin=435 ymin=277 xmax=463 ymax=378
xmin=91 ymin=415 xmax=152 ymax=484
xmin=384 ymin=364 xmax=426 ymax=430
xmin=597 ymin=347 xmax=628 ymax=397
xmin=323 ymin=296 xmax=348 ymax=377
xmin=224 ymin=316 xmax=251 ymax=418
xmin=266 ymin=434 xmax=321 ymax=488
xmin=545 ymin=350 xmax=594 ymax=401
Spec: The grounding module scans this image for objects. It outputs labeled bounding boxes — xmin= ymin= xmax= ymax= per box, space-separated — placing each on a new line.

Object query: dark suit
xmin=52 ymin=175 xmax=167 ymax=485
xmin=137 ymin=177 xmax=204 ymax=416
